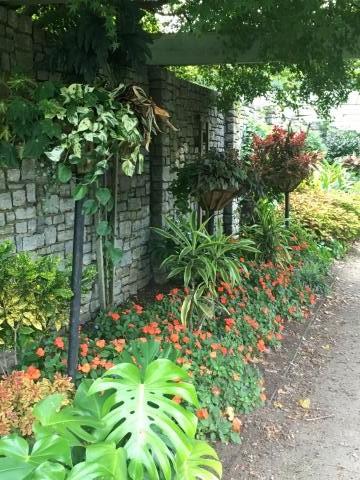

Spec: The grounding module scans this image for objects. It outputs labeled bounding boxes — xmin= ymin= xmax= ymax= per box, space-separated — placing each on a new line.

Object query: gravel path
xmin=219 ymin=243 xmax=360 ymax=480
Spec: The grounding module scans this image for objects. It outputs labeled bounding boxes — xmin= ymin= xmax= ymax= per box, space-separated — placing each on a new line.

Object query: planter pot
xmin=199 ymin=189 xmax=238 ymax=211
xmin=266 ymin=172 xmax=305 ymax=193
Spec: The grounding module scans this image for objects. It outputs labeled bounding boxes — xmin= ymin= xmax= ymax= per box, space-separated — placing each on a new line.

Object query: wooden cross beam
xmin=147 ymin=33 xmax=263 ymax=66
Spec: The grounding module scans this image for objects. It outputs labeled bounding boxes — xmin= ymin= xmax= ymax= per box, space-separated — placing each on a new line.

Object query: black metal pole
xmin=206 ymin=209 xmax=215 ymax=234
xmin=67 ymin=196 xmax=85 ymax=380
xmin=223 ymin=201 xmax=233 ymax=235
xmin=284 ymin=191 xmax=290 ymax=229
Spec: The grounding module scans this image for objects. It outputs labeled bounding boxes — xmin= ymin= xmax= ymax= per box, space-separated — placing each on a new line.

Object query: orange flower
xmin=170 ymin=288 xmax=180 ymax=296
xmin=108 ymin=311 xmax=120 ymax=321
xmin=220 ymin=296 xmax=227 ymax=305
xmin=133 ymin=304 xmax=143 ymax=314
xmin=170 ymin=333 xmax=179 ymax=343
xmin=232 ymin=417 xmax=242 ymax=433
xmin=112 ymin=339 xmax=126 ymax=353
xmin=196 ymin=408 xmax=209 ymax=420
xmin=142 ymin=322 xmax=161 ymax=335
xmin=80 ymin=343 xmax=88 ymax=357
xmin=182 ymin=336 xmax=190 ymax=344
xmin=36 ymin=347 xmax=45 ymax=358
xmin=210 ymin=351 xmax=217 ymax=359
xmin=96 ymin=339 xmax=106 ymax=349
xmin=155 ymin=293 xmax=164 ymax=301
xmin=257 ymin=339 xmax=267 ymax=353
xmin=25 ymin=365 xmax=41 ymax=380
xmin=54 ymin=337 xmax=65 ymax=350
xmin=91 ymin=356 xmax=101 ymax=367
xmin=78 ymin=363 xmax=91 ymax=374
xmin=104 ymin=361 xmax=114 ymax=370
xmin=260 ymin=392 xmax=267 ymax=402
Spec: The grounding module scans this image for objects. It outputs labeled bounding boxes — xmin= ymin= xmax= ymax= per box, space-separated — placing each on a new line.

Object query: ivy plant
xmin=0 ymin=78 xmax=147 ymax=265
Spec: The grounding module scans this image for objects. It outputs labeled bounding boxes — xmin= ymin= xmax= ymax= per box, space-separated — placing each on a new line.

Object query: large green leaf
xmin=88 ymin=360 xmax=199 ymax=480
xmin=0 ymin=434 xmax=71 ymax=480
xmin=58 ymin=164 xmax=72 ymax=183
xmin=33 ymin=394 xmax=101 ymax=446
xmin=95 ymin=187 xmax=111 ymax=206
xmin=174 ymin=440 xmax=222 ymax=480
xmin=68 ymin=444 xmax=127 ymax=480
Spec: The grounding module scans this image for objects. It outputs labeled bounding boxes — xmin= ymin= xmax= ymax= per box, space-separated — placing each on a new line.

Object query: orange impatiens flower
xmin=155 ymin=293 xmax=164 ymax=301
xmin=142 ymin=322 xmax=161 ymax=335
xmin=112 ymin=339 xmax=126 ymax=353
xmin=54 ymin=337 xmax=65 ymax=350
xmin=257 ymin=339 xmax=267 ymax=353
xmin=80 ymin=343 xmax=88 ymax=357
xmin=78 ymin=363 xmax=91 ymax=374
xmin=133 ymin=304 xmax=143 ymax=314
xmin=25 ymin=365 xmax=41 ymax=380
xmin=96 ymin=339 xmax=106 ymax=349
xmin=36 ymin=347 xmax=45 ymax=358
xmin=108 ymin=311 xmax=120 ymax=321
xmin=196 ymin=408 xmax=209 ymax=420
xmin=169 ymin=333 xmax=179 ymax=343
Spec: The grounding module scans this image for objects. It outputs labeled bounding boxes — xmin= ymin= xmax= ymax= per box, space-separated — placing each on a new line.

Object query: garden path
xmin=220 ymin=243 xmax=360 ymax=479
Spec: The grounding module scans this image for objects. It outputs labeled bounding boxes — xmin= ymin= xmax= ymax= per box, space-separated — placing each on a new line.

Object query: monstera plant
xmin=0 ymin=356 xmax=222 ymax=480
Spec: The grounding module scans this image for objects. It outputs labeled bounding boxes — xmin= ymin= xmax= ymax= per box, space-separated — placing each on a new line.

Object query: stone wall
xmin=0 ymin=7 xmax=238 ymax=318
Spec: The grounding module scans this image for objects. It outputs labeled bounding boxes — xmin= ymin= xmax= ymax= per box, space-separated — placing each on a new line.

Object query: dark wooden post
xmin=223 ymin=202 xmax=233 ymax=235
xmin=67 ymin=196 xmax=85 ymax=380
xmin=284 ymin=191 xmax=290 ymax=228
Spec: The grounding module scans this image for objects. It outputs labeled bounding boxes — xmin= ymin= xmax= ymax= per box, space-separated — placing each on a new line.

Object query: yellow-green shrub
xmin=291 ymin=189 xmax=360 ymax=243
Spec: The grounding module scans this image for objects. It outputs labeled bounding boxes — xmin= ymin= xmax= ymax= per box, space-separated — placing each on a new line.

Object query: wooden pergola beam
xmin=147 ymin=33 xmax=263 ymax=66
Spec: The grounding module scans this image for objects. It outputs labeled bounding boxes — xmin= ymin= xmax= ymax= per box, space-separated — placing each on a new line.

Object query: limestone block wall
xmin=0 ymin=7 xmax=239 ymax=318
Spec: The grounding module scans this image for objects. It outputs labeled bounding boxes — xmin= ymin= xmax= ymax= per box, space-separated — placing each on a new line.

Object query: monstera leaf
xmin=174 ymin=440 xmax=222 ymax=480
xmin=33 ymin=394 xmax=101 ymax=446
xmin=88 ymin=359 xmax=199 ymax=480
xmin=0 ymin=434 xmax=71 ymax=480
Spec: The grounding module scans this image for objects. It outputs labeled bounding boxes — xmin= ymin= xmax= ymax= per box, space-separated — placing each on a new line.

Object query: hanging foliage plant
xmin=0 ymin=78 xmax=172 ymax=264
xmin=170 ymin=149 xmax=246 ymax=213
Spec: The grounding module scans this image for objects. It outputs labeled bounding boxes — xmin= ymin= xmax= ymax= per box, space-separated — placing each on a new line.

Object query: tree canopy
xmin=20 ymin=0 xmax=360 ymax=111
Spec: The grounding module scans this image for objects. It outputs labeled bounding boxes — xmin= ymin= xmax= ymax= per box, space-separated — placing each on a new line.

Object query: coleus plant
xmin=0 ymin=355 xmax=222 ymax=480
xmin=251 ymin=125 xmax=321 ymax=194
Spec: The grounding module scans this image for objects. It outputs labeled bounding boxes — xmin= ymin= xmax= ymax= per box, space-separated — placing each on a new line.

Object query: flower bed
xmin=22 ymin=245 xmax=321 ymax=443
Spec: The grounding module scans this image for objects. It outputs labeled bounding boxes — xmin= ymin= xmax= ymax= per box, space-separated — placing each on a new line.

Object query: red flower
xmin=36 ymin=347 xmax=45 ymax=358
xmin=155 ymin=293 xmax=164 ymax=301
xmin=54 ymin=337 xmax=65 ymax=350
xmin=224 ymin=317 xmax=235 ymax=332
xmin=169 ymin=288 xmax=180 ymax=296
xmin=108 ymin=311 xmax=120 ymax=321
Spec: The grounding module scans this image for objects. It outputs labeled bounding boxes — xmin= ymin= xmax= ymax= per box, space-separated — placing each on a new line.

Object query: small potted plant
xmin=170 ymin=148 xmax=245 ymax=213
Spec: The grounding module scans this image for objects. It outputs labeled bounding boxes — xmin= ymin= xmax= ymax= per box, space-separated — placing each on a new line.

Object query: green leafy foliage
xmin=153 ymin=214 xmax=256 ymax=326
xmin=170 ymin=149 xmax=246 ymax=213
xmin=324 ymin=127 xmax=360 ymax=161
xmin=241 ymin=199 xmax=291 ymax=263
xmin=308 ymin=159 xmax=359 ymax=192
xmin=0 ymin=242 xmax=72 ymax=353
xmin=292 ymin=189 xmax=360 ymax=244
xmin=0 ymin=355 xmax=222 ymax=479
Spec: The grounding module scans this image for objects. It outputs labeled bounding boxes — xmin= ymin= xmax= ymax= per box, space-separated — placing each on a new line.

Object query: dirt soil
xmin=218 ymin=243 xmax=360 ymax=480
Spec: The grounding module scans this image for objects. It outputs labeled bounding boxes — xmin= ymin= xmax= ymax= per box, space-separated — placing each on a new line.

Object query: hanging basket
xmin=265 ymin=171 xmax=306 ymax=194
xmin=199 ymin=188 xmax=238 ymax=211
